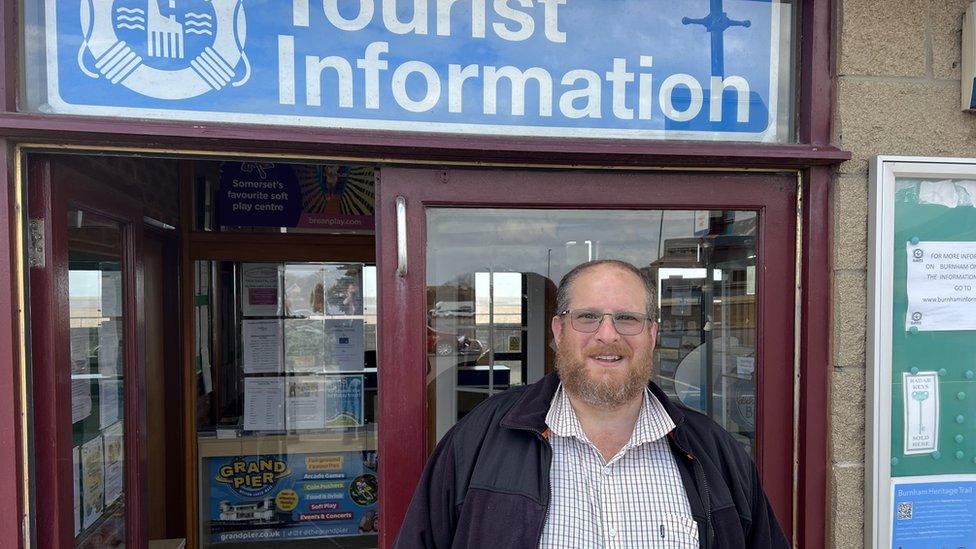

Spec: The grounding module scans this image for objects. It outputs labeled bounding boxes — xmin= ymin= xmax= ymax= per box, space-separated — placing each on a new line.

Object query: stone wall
xmin=831 ymin=1 xmax=976 ymax=547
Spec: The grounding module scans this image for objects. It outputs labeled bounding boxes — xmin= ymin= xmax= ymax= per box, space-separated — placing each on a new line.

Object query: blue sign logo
xmin=46 ymin=0 xmax=788 ymax=141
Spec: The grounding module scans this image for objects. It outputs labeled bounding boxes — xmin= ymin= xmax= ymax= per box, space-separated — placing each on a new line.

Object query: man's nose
xmin=595 ymin=314 xmax=620 ymax=342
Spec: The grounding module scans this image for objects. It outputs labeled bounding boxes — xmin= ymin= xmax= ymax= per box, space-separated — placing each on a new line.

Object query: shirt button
xmin=607 ymin=526 xmax=617 ymax=538
xmin=602 ymin=467 xmax=612 ymax=476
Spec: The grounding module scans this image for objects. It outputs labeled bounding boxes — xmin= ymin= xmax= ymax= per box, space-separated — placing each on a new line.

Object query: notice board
xmin=869 ymin=157 xmax=976 ymax=548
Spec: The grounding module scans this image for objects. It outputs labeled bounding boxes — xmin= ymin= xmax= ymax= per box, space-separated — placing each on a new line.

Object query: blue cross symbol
xmin=682 ymin=0 xmax=751 ymax=77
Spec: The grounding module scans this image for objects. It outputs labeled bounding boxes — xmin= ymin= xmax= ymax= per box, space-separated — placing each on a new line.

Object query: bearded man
xmin=395 ymin=260 xmax=789 ymax=549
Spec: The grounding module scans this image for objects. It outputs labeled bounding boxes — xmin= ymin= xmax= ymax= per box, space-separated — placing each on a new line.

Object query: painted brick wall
xmin=832 ymin=1 xmax=976 ymax=546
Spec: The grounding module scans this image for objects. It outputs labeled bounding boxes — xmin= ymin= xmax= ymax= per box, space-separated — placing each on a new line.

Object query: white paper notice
xmin=241 ymin=263 xmax=282 ymax=317
xmin=903 ymin=372 xmax=940 ymax=455
xmin=735 ymin=356 xmax=755 ymax=376
xmin=97 ymin=320 xmax=121 ymax=376
xmin=102 ymin=422 xmax=124 ymax=506
xmin=80 ymin=435 xmax=105 ymax=529
xmin=906 ymin=241 xmax=976 ymax=331
xmin=73 ymin=446 xmax=81 ymax=536
xmin=326 ymin=319 xmax=365 ymax=372
xmin=286 ymin=377 xmax=327 ymax=430
xmin=99 ymin=379 xmax=121 ymax=429
xmin=243 ymin=377 xmax=285 ymax=431
xmin=72 ymin=377 xmax=93 ymax=424
xmin=101 ymin=271 xmax=123 ymax=318
xmin=242 ymin=320 xmax=283 ymax=374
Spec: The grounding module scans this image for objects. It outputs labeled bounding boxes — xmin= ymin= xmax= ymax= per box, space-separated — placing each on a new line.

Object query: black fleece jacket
xmin=394 ymin=372 xmax=791 ymax=548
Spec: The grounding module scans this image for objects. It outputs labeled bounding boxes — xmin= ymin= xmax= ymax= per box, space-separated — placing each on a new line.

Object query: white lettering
xmin=322 ymin=0 xmax=374 ymax=31
xmin=278 ymin=35 xmax=296 ymax=105
xmin=448 ymin=63 xmax=480 ymax=113
xmin=306 ymin=55 xmax=354 ymax=107
xmin=537 ymin=0 xmax=566 ymax=43
xmin=493 ymin=0 xmax=534 ymax=42
xmin=709 ymin=75 xmax=750 ymax=123
xmin=606 ymin=57 xmax=634 ymax=120
xmin=484 ymin=65 xmax=553 ymax=116
xmin=436 ymin=0 xmax=465 ymax=36
xmin=660 ymin=73 xmax=703 ymax=122
xmin=392 ymin=61 xmax=441 ymax=112
xmin=357 ymin=41 xmax=389 ymax=109
xmin=559 ymin=69 xmax=601 ymax=118
xmin=294 ymin=0 xmax=310 ymax=26
xmin=638 ymin=55 xmax=652 ymax=120
xmin=383 ymin=0 xmax=428 ymax=34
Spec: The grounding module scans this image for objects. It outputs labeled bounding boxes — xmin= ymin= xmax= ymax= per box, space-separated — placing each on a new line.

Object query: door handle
xmin=396 ymin=196 xmax=407 ymax=277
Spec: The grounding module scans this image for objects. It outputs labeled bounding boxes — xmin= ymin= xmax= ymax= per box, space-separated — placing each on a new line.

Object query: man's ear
xmin=551 ymin=315 xmax=563 ymax=345
xmin=647 ymin=321 xmax=659 ymax=348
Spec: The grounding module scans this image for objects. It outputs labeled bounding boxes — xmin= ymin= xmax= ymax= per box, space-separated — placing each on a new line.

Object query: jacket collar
xmin=500 ymin=371 xmax=687 ymax=434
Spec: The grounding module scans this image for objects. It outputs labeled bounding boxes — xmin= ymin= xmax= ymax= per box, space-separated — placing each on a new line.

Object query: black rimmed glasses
xmin=559 ymin=309 xmax=650 ymax=336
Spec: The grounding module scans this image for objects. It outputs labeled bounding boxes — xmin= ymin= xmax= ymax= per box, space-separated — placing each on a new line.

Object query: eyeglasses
xmin=559 ymin=309 xmax=650 ymax=336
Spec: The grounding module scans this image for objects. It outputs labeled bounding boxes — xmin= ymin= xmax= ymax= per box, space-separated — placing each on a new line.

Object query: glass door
xmin=28 ymin=155 xmax=147 ymax=547
xmin=377 ymin=168 xmax=797 ymax=547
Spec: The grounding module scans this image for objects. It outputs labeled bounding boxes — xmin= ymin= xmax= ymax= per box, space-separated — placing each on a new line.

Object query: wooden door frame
xmin=376 ymin=167 xmax=799 ymax=547
xmin=27 ymin=154 xmax=148 ymax=547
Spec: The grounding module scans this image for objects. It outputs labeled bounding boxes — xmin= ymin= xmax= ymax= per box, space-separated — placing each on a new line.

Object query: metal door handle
xmin=396 ymin=196 xmax=407 ymax=277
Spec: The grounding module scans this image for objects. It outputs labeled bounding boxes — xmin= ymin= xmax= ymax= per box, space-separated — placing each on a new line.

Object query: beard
xmin=555 ymin=340 xmax=653 ymax=409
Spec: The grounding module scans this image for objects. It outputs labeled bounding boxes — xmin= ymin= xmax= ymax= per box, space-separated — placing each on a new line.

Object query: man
xmin=395 ymin=260 xmax=789 ymax=548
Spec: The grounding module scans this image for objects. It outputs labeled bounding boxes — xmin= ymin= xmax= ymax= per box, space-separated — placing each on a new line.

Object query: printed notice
xmin=891 ymin=477 xmax=976 ymax=548
xmin=243 ymin=377 xmax=285 ymax=431
xmin=80 ymin=435 xmax=104 ymax=530
xmin=99 ymin=379 xmax=121 ymax=428
xmin=903 ymin=372 xmax=939 ymax=455
xmin=102 ymin=421 xmax=124 ymax=506
xmin=71 ymin=377 xmax=92 ymax=424
xmin=242 ymin=320 xmax=283 ymax=374
xmin=97 ymin=320 xmax=121 ymax=376
xmin=325 ymin=319 xmax=365 ymax=372
xmin=286 ymin=377 xmax=327 ymax=430
xmin=285 ymin=319 xmax=326 ymax=372
xmin=241 ymin=263 xmax=282 ymax=317
xmin=906 ymin=241 xmax=976 ymax=331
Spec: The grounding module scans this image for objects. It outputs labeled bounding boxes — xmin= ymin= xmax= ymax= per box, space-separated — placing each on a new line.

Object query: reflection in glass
xmin=68 ymin=209 xmax=125 ymax=548
xmin=195 ymin=261 xmax=378 ymax=548
xmin=427 ymin=209 xmax=758 ymax=455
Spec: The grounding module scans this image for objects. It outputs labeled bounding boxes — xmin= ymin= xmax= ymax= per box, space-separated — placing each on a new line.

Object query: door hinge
xmin=28 ymin=219 xmax=44 ymax=268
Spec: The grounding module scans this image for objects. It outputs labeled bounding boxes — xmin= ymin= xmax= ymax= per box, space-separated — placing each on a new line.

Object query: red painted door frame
xmin=376 ymin=168 xmax=798 ymax=547
xmin=27 ymin=155 xmax=147 ymax=547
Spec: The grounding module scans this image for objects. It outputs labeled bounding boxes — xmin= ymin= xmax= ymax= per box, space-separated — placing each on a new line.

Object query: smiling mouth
xmin=590 ymin=355 xmax=623 ymax=363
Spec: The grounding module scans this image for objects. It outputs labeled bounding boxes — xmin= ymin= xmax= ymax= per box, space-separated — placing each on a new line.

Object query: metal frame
xmin=867 ymin=155 xmax=976 ymax=549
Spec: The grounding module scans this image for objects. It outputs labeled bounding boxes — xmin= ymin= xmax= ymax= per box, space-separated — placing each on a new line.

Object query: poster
xmin=80 ymin=435 xmax=105 ymax=530
xmin=100 ymin=271 xmax=122 ymax=318
xmin=242 ymin=320 xmax=284 ymax=374
xmin=906 ymin=241 xmax=976 ymax=331
xmin=72 ymin=377 xmax=93 ymax=424
xmin=891 ymin=477 xmax=976 ymax=548
xmin=286 ymin=377 xmax=327 ymax=431
xmin=284 ymin=264 xmax=325 ymax=316
xmin=243 ymin=377 xmax=285 ymax=432
xmin=241 ymin=263 xmax=282 ymax=317
xmin=285 ymin=319 xmax=326 ymax=373
xmin=324 ymin=265 xmax=364 ymax=316
xmin=102 ymin=422 xmax=124 ymax=506
xmin=325 ymin=376 xmax=364 ymax=428
xmin=99 ymin=379 xmax=121 ymax=428
xmin=207 ymin=451 xmax=379 ymax=543
xmin=325 ymin=320 xmax=365 ymax=372
xmin=902 ymin=372 xmax=939 ymax=455
xmin=73 ymin=446 xmax=81 ymax=536
xmin=97 ymin=320 xmax=121 ymax=376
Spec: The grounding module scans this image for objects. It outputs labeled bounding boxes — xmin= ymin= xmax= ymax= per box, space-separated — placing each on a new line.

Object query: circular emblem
xmin=912 ymin=312 xmax=923 ymax=322
xmin=913 ymin=249 xmax=924 ymax=259
xmin=275 ymin=489 xmax=299 ymax=512
xmin=78 ymin=0 xmax=250 ymax=99
xmin=349 ymin=474 xmax=378 ymax=506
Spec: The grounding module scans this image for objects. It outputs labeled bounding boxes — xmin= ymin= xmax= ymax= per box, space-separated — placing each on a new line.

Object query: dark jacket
xmin=394 ymin=372 xmax=790 ymax=548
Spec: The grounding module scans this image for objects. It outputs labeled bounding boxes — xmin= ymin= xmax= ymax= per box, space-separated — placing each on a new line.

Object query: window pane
xmin=426 ymin=209 xmax=758 ymax=455
xmin=68 ymin=209 xmax=126 ymax=548
xmin=195 ymin=261 xmax=378 ymax=547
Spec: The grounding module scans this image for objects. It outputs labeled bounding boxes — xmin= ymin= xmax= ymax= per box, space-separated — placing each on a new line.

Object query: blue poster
xmin=207 ymin=451 xmax=378 ymax=543
xmin=891 ymin=479 xmax=976 ymax=548
xmin=39 ymin=0 xmax=788 ymax=141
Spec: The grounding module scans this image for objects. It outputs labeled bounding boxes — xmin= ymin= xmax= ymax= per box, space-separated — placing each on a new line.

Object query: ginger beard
xmin=555 ymin=335 xmax=654 ymax=409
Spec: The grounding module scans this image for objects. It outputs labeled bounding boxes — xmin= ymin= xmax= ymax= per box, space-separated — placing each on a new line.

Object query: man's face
xmin=551 ymin=265 xmax=658 ymax=409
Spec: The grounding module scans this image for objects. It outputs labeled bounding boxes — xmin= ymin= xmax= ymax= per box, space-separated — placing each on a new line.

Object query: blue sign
xmin=891 ymin=479 xmax=976 ymax=548
xmin=43 ymin=0 xmax=788 ymax=141
xmin=208 ymin=451 xmax=379 ymax=543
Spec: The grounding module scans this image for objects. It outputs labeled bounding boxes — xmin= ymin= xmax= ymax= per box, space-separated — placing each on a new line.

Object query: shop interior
xmin=25 ymin=152 xmax=761 ymax=548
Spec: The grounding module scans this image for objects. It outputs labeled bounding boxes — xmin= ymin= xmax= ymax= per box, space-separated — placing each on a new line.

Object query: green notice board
xmin=891 ymin=179 xmax=976 ymax=476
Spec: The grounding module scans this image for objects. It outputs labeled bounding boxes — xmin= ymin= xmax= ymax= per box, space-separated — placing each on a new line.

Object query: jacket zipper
xmin=669 ymin=433 xmax=712 ymax=549
xmin=533 ymin=430 xmax=553 ymax=547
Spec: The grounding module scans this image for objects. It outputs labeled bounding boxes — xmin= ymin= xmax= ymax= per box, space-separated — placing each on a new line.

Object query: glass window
xmin=195 ymin=260 xmax=378 ymax=547
xmin=68 ymin=209 xmax=126 ymax=548
xmin=427 ymin=209 xmax=758 ymax=455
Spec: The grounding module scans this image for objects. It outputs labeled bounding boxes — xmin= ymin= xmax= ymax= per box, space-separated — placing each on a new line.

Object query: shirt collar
xmin=545 ymin=383 xmax=676 ymax=447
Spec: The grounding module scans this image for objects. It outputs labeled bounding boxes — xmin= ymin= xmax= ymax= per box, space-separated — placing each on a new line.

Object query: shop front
xmin=0 ymin=0 xmax=846 ymax=547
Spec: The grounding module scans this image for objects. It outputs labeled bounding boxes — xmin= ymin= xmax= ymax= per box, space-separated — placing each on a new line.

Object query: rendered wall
xmin=831 ymin=1 xmax=976 ymax=547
